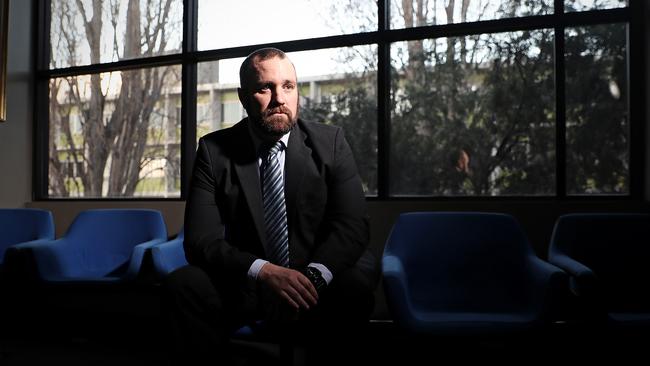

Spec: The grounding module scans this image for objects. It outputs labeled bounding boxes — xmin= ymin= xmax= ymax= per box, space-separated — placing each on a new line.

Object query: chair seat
xmin=39 ymin=275 xmax=125 ymax=283
xmin=383 ymin=212 xmax=566 ymax=335
xmin=409 ymin=311 xmax=540 ymax=334
xmin=548 ymin=213 xmax=650 ymax=326
xmin=12 ymin=209 xmax=167 ymax=283
xmin=609 ymin=313 xmax=650 ymax=324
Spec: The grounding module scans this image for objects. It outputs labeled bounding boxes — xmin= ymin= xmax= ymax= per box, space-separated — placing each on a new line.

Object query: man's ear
xmin=237 ymin=87 xmax=248 ymax=110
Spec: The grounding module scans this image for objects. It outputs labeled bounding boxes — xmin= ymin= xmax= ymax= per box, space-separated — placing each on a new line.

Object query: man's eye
xmin=283 ymin=83 xmax=295 ymax=90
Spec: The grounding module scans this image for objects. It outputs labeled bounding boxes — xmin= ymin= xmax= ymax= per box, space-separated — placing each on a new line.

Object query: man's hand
xmin=258 ymin=263 xmax=319 ymax=311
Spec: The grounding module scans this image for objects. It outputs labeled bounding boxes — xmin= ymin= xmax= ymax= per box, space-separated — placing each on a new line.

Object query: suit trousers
xmin=162 ymin=263 xmax=376 ymax=365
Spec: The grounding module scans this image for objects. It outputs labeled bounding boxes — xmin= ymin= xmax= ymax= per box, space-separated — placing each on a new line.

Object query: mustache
xmin=264 ymin=106 xmax=292 ymax=118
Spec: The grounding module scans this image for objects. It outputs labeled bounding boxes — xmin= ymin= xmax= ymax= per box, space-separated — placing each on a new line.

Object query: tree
xmin=565 ymin=23 xmax=628 ymax=194
xmin=300 ymin=74 xmax=378 ymax=194
xmin=315 ymin=0 xmax=627 ymax=196
xmin=49 ymin=0 xmax=181 ymax=197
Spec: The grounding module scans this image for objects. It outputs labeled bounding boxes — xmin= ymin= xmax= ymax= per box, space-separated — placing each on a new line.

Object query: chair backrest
xmin=549 ymin=213 xmax=650 ymax=311
xmin=64 ymin=209 xmax=167 ymax=275
xmin=384 ymin=212 xmax=536 ymax=313
xmin=0 ymin=208 xmax=54 ymax=263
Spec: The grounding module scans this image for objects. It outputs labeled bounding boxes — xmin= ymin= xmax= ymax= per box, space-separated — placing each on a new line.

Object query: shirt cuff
xmin=248 ymin=259 xmax=269 ymax=279
xmin=308 ymin=263 xmax=333 ymax=284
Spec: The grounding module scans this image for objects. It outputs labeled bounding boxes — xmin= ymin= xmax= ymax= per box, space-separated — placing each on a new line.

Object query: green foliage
xmin=301 ymin=22 xmax=627 ymax=196
xmin=300 ymin=76 xmax=378 ymax=195
xmin=565 ymin=24 xmax=628 ymax=194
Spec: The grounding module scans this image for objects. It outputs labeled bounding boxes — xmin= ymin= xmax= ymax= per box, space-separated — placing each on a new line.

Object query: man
xmin=165 ymin=47 xmax=376 ymax=364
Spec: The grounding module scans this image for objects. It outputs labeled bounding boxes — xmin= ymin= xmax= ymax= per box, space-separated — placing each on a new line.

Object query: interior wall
xmin=0 ymin=0 xmax=34 ymax=208
xmin=26 ymin=201 xmax=186 ymax=238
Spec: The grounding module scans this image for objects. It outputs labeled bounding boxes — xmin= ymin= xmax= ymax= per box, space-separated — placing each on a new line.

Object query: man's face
xmin=239 ymin=56 xmax=299 ymax=139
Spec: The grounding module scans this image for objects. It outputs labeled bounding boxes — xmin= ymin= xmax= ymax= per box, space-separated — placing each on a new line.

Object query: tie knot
xmin=266 ymin=141 xmax=284 ymax=158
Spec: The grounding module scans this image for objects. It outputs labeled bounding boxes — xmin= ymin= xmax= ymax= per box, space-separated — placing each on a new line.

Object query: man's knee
xmin=164 ymin=264 xmax=218 ymax=302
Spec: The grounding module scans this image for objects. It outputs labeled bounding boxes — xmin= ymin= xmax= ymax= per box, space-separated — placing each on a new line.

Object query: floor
xmin=1 ymin=287 xmax=648 ymax=366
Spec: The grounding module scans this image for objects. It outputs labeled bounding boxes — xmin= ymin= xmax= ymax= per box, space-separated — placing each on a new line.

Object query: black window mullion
xmin=555 ymin=0 xmax=567 ymax=198
xmin=377 ymin=0 xmax=390 ymax=198
xmin=34 ymin=0 xmax=51 ymax=200
xmin=180 ymin=0 xmax=198 ymax=199
xmin=628 ymin=0 xmax=646 ymax=199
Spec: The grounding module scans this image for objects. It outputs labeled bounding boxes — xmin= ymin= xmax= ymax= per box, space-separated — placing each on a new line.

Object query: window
xmin=391 ymin=30 xmax=556 ymax=196
xmin=36 ymin=0 xmax=639 ymax=199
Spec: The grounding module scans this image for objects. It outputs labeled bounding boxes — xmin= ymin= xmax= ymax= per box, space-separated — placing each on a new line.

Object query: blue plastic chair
xmin=151 ymin=228 xmax=186 ymax=278
xmin=0 ymin=208 xmax=54 ymax=265
xmin=12 ymin=209 xmax=167 ymax=283
xmin=548 ymin=213 xmax=650 ymax=326
xmin=382 ymin=212 xmax=566 ymax=335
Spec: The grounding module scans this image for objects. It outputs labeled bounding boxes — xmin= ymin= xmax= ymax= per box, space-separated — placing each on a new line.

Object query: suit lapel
xmin=232 ymin=121 xmax=266 ymax=246
xmin=285 ymin=124 xmax=311 ymax=234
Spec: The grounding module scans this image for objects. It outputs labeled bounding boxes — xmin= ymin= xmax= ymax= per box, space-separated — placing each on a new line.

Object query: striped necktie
xmin=261 ymin=141 xmax=290 ymax=267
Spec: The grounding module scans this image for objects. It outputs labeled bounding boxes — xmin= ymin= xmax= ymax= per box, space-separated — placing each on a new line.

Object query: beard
xmin=252 ymin=104 xmax=298 ymax=137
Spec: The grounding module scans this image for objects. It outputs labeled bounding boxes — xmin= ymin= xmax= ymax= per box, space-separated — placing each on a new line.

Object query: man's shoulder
xmin=200 ymin=119 xmax=248 ymax=146
xmin=297 ymin=119 xmax=341 ymax=141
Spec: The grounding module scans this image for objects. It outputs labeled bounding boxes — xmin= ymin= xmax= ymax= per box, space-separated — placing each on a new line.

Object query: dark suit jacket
xmin=184 ymin=118 xmax=369 ymax=289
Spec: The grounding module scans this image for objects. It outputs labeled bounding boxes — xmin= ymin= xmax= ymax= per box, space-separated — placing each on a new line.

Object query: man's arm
xmin=310 ymin=127 xmax=369 ymax=277
xmin=183 ymin=137 xmax=257 ymax=277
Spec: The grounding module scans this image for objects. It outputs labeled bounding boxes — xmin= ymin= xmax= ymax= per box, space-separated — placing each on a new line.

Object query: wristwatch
xmin=303 ymin=266 xmax=327 ymax=293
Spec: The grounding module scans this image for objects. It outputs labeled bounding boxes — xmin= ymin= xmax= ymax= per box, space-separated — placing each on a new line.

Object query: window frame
xmin=33 ymin=0 xmax=645 ymax=201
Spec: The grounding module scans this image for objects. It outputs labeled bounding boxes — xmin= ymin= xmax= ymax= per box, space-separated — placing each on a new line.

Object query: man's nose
xmin=272 ymin=86 xmax=286 ymax=105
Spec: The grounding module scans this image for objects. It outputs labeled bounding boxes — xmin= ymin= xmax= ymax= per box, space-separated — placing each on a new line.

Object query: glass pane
xmin=198 ymin=0 xmax=377 ymax=50
xmin=390 ymin=0 xmax=552 ymax=29
xmin=49 ymin=66 xmax=182 ymax=198
xmin=565 ymin=0 xmax=628 ymax=12
xmin=390 ymin=30 xmax=555 ymax=196
xmin=197 ymin=46 xmax=378 ymax=195
xmin=197 ymin=58 xmax=245 ymax=136
xmin=565 ymin=24 xmax=628 ymax=195
xmin=50 ymin=0 xmax=183 ymax=68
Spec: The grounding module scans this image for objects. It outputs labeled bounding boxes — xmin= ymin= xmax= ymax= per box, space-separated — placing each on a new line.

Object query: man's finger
xmin=285 ymin=284 xmax=311 ymax=310
xmin=280 ymin=290 xmax=300 ymax=311
xmin=296 ymin=276 xmax=318 ymax=305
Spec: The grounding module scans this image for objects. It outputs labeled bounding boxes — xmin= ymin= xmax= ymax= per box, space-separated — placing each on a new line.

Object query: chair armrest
xmin=6 ymin=239 xmax=76 ymax=280
xmin=123 ymin=238 xmax=166 ymax=280
xmin=548 ymin=253 xmax=597 ymax=297
xmin=8 ymin=239 xmax=58 ymax=250
xmin=151 ymin=237 xmax=188 ymax=277
xmin=527 ymin=257 xmax=569 ymax=320
xmin=528 ymin=256 xmax=567 ymax=286
xmin=382 ymin=255 xmax=418 ymax=331
xmin=549 ymin=253 xmax=594 ymax=279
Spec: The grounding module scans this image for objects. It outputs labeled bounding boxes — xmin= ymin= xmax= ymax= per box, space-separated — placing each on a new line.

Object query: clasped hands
xmin=258 ymin=263 xmax=325 ymax=311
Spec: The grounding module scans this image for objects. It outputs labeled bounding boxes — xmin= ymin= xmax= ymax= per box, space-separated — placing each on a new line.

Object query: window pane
xmin=197 ymin=47 xmax=378 ymax=195
xmin=390 ymin=30 xmax=555 ymax=196
xmin=198 ymin=0 xmax=377 ymax=50
xmin=565 ymin=0 xmax=627 ymax=12
xmin=390 ymin=0 xmax=552 ymax=29
xmin=49 ymin=66 xmax=182 ymax=198
xmin=50 ymin=0 xmax=183 ymax=68
xmin=565 ymin=24 xmax=628 ymax=195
